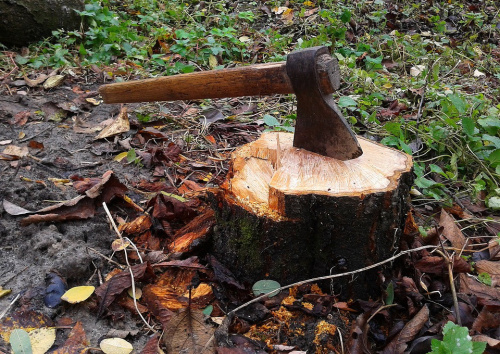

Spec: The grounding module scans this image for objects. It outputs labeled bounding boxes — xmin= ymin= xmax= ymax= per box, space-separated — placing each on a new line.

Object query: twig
xmin=228 ymin=244 xmax=438 ymax=316
xmin=86 ymin=246 xmax=125 ymax=270
xmin=0 ymin=293 xmax=21 ymax=320
xmin=435 ymin=249 xmax=461 ymax=326
xmin=102 ymin=202 xmax=155 ymax=331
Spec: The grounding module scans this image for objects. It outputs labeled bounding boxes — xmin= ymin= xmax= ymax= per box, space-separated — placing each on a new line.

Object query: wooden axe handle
xmin=99 ymin=54 xmax=339 ymax=104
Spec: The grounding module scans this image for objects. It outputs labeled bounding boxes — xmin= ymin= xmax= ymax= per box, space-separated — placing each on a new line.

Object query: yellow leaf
xmin=86 ymin=98 xmax=102 ymax=106
xmin=202 ymin=173 xmax=213 ymax=182
xmin=29 ymin=327 xmax=56 ymax=354
xmin=209 ymin=55 xmax=218 ymax=69
xmin=18 ymin=131 xmax=26 ymax=139
xmin=114 ymin=152 xmax=128 ymax=162
xmin=127 ymin=287 xmax=142 ymax=300
xmin=383 ymin=83 xmax=393 ymax=88
xmin=61 ymin=286 xmax=95 ymax=304
xmin=100 ymin=338 xmax=134 ymax=354
xmin=111 ymin=238 xmax=130 ymax=251
xmin=303 ymin=1 xmax=314 ymax=6
xmin=0 ymin=286 xmax=12 ymax=299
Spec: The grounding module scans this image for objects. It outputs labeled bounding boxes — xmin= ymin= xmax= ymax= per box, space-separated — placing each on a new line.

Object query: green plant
xmin=263 ymin=114 xmax=295 ymax=133
xmin=430 ymin=321 xmax=486 ymax=354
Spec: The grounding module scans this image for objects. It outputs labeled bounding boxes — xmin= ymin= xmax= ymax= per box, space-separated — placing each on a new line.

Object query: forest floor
xmin=1 ymin=0 xmax=500 ymax=353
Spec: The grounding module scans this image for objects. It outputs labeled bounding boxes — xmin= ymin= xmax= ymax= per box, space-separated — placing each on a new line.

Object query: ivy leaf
xmin=263 ymin=114 xmax=280 ymax=127
xmin=337 ymin=96 xmax=357 ymax=108
xmin=252 ymin=280 xmax=281 ymax=297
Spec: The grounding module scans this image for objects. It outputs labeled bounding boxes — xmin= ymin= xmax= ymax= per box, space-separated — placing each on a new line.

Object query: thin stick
xmin=86 ymin=247 xmax=125 ymax=269
xmin=435 ymin=249 xmax=461 ymax=326
xmin=0 ymin=293 xmax=21 ymax=320
xmin=102 ymin=202 xmax=155 ymax=331
xmin=228 ymin=244 xmax=438 ymax=316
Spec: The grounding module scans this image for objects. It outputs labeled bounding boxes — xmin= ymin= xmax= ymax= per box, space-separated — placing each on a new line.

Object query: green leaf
xmin=202 ymin=305 xmax=213 ymax=316
xmin=337 ymin=96 xmax=357 ymax=108
xmin=15 ymin=55 xmax=29 ymax=65
xmin=263 ymin=114 xmax=280 ymax=127
xmin=462 ymin=116 xmax=475 ymax=136
xmin=482 ymin=135 xmax=500 ymax=149
xmin=126 ymin=149 xmax=136 ymax=163
xmin=448 ymin=94 xmax=467 ymax=114
xmin=365 ymin=55 xmax=383 ymax=70
xmin=487 ymin=149 xmax=500 ymax=166
xmin=340 ymin=10 xmax=351 ymax=23
xmin=478 ymin=272 xmax=492 ymax=286
xmin=429 ymin=164 xmax=446 ymax=177
xmin=160 ymin=191 xmax=187 ymax=202
xmin=9 ymin=329 xmax=33 ymax=354
xmin=415 ymin=177 xmax=437 ymax=189
xmin=252 ymin=280 xmax=281 ymax=298
xmin=430 ymin=321 xmax=486 ymax=354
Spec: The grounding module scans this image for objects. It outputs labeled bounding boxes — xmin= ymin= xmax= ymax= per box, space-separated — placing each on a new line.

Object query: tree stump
xmin=211 ymin=132 xmax=413 ymax=299
xmin=0 ymin=0 xmax=84 ymax=47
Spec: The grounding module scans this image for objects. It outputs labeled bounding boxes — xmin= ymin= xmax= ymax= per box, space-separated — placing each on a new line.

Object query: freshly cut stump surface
xmin=211 ymin=132 xmax=413 ymax=299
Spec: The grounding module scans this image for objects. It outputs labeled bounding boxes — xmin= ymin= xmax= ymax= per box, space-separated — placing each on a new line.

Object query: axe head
xmin=286 ymin=46 xmax=363 ymax=161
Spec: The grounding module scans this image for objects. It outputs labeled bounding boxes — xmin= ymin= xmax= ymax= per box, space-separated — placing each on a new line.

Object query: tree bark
xmin=210 ymin=132 xmax=413 ymax=299
xmin=0 ymin=0 xmax=84 ymax=47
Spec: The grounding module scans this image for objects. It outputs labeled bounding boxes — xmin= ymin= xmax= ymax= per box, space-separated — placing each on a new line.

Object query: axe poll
xmin=99 ymin=46 xmax=363 ymax=160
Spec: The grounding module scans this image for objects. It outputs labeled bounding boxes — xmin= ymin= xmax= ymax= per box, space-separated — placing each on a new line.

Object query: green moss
xmin=228 ymin=219 xmax=262 ymax=270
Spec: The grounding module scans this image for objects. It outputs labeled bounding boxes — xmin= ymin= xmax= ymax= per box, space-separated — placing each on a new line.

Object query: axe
xmin=99 ymin=46 xmax=362 ymax=161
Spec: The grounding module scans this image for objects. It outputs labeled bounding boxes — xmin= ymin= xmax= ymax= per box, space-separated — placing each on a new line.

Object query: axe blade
xmin=286 ymin=46 xmax=363 ymax=161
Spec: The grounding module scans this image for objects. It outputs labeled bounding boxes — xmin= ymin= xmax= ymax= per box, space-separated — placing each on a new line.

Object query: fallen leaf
xmin=95 ymin=107 xmax=130 ymax=140
xmin=410 ymin=65 xmax=425 ymax=77
xmin=382 ymin=305 xmax=429 ymax=353
xmin=163 ymin=309 xmax=215 ymax=353
xmin=127 ymin=287 xmax=142 ymax=300
xmin=3 ymin=145 xmax=29 ymax=157
xmin=24 ymin=74 xmax=48 ymax=87
xmin=3 ymin=199 xmax=33 ymax=215
xmin=473 ymin=69 xmax=486 ymax=77
xmin=100 ymin=338 xmax=134 ymax=354
xmin=51 ymin=321 xmax=90 ymax=354
xmin=0 ymin=310 xmax=54 ymax=341
xmin=439 ymin=209 xmax=468 ymax=250
xmin=10 ymin=111 xmax=31 ymax=126
xmin=61 ymin=286 xmax=95 ymax=304
xmin=95 ymin=262 xmax=155 ymax=317
xmin=111 ymin=238 xmax=130 ymax=251
xmin=43 ymin=75 xmax=65 ymax=89
xmin=0 ymin=286 xmax=12 ymax=299
xmin=9 ymin=328 xmax=32 ymax=354
xmin=28 ymin=141 xmax=44 ymax=149
xmin=140 ymin=333 xmax=163 ymax=354
xmin=29 ymin=327 xmax=56 ymax=354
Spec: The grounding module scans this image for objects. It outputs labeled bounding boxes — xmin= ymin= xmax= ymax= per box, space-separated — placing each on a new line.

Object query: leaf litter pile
xmin=1 ymin=2 xmax=500 ymax=354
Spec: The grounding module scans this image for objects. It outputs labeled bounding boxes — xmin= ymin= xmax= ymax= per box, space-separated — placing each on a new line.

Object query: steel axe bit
xmin=99 ymin=46 xmax=363 ymax=160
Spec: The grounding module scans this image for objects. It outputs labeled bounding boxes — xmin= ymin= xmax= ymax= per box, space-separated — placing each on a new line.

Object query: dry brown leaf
xmin=163 ymin=309 xmax=215 ymax=353
xmin=382 ymin=305 xmax=429 ymax=353
xmin=95 ymin=107 xmax=130 ymax=139
xmin=3 ymin=144 xmax=29 ymax=157
xmin=439 ymin=209 xmax=467 ymax=250
xmin=24 ymin=74 xmax=48 ymax=87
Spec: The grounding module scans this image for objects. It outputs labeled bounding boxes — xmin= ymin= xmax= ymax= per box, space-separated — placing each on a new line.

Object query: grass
xmin=2 ymin=0 xmax=500 ymax=208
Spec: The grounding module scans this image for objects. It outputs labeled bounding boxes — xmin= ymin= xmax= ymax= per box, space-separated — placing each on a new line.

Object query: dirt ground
xmin=0 ymin=83 xmax=165 ymax=350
